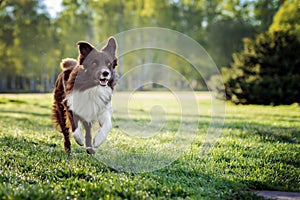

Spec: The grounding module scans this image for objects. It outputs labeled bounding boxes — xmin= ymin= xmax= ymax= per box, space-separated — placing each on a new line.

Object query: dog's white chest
xmin=66 ymin=86 xmax=112 ymax=122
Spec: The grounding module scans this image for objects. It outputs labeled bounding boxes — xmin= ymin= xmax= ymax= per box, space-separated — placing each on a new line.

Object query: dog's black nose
xmin=102 ymin=71 xmax=109 ymax=77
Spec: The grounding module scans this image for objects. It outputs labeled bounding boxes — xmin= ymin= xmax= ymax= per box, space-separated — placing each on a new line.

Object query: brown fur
xmin=52 ymin=38 xmax=118 ymax=154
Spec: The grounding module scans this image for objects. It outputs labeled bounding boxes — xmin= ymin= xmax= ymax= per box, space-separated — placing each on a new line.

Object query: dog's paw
xmin=86 ymin=147 xmax=95 ymax=154
xmin=93 ymin=132 xmax=106 ymax=148
xmin=72 ymin=128 xmax=85 ymax=146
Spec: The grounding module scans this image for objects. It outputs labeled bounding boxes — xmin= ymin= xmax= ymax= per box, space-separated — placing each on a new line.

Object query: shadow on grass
xmin=0 ymin=135 xmax=264 ymax=199
xmin=0 ymin=111 xmax=54 ymax=132
xmin=150 ymin=165 xmax=265 ymax=199
xmin=0 ymin=109 xmax=51 ymax=118
xmin=223 ymin=116 xmax=300 ymax=144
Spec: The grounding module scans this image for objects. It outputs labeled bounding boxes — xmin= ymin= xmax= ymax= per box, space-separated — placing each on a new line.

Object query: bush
xmin=219 ymin=31 xmax=300 ymax=105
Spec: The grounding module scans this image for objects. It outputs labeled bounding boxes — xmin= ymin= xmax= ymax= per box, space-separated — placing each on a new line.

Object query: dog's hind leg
xmin=53 ymin=85 xmax=72 ymax=153
xmin=63 ymin=107 xmax=77 ymax=154
xmin=82 ymin=121 xmax=95 ymax=154
xmin=62 ymin=128 xmax=71 ymax=153
xmin=53 ymin=104 xmax=71 ymax=153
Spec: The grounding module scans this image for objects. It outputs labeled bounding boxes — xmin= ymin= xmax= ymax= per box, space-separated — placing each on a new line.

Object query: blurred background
xmin=0 ymin=0 xmax=299 ymax=104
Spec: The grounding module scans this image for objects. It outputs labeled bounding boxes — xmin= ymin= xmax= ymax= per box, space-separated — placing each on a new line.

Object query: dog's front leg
xmin=72 ymin=114 xmax=85 ymax=146
xmin=93 ymin=111 xmax=112 ymax=148
xmin=82 ymin=121 xmax=95 ymax=154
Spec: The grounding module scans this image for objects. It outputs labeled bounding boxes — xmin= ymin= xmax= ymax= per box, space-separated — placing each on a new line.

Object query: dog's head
xmin=76 ymin=37 xmax=118 ymax=89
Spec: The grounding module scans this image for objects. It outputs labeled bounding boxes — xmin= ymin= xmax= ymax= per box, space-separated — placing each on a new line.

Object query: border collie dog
xmin=52 ymin=37 xmax=118 ymax=154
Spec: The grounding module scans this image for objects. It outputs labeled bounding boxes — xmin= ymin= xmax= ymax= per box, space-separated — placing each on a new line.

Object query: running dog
xmin=52 ymin=37 xmax=118 ymax=154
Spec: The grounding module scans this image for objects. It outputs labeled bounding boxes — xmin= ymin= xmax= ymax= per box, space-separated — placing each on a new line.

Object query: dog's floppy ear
xmin=102 ymin=37 xmax=117 ymax=56
xmin=77 ymin=41 xmax=94 ymax=64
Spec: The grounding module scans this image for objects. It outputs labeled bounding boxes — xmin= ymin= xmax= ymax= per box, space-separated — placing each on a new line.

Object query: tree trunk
xmin=30 ymin=80 xmax=36 ymax=91
xmin=1 ymin=73 xmax=7 ymax=91
xmin=118 ymin=3 xmax=125 ymax=91
xmin=21 ymin=76 xmax=27 ymax=90
xmin=10 ymin=75 xmax=16 ymax=90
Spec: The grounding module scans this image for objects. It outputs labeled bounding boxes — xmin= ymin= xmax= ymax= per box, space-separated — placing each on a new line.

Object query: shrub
xmin=218 ymin=31 xmax=300 ymax=105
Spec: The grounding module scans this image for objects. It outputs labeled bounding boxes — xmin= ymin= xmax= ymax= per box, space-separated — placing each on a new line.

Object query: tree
xmin=204 ymin=0 xmax=258 ymax=68
xmin=0 ymin=0 xmax=53 ymax=91
xmin=269 ymin=0 xmax=300 ymax=39
xmin=254 ymin=0 xmax=284 ymax=31
xmin=219 ymin=31 xmax=300 ymax=105
xmin=206 ymin=19 xmax=255 ymax=68
xmin=2 ymin=0 xmax=293 ymax=92
xmin=0 ymin=6 xmax=15 ymax=90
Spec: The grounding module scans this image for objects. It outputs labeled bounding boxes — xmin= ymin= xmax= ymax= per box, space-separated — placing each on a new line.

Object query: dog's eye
xmin=112 ymin=59 xmax=117 ymax=68
xmin=108 ymin=59 xmax=117 ymax=68
xmin=92 ymin=61 xmax=98 ymax=66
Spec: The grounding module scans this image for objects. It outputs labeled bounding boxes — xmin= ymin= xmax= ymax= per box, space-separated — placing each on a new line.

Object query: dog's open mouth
xmin=99 ymin=78 xmax=109 ymax=86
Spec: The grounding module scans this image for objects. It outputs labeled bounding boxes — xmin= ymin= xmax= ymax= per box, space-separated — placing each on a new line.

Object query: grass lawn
xmin=0 ymin=92 xmax=299 ymax=199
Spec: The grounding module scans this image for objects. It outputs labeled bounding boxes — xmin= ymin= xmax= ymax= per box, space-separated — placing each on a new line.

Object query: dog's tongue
xmin=99 ymin=79 xmax=108 ymax=86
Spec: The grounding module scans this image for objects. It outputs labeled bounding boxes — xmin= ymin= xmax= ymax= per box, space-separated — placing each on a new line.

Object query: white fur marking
xmin=66 ymin=86 xmax=112 ymax=123
xmin=93 ymin=130 xmax=108 ymax=148
xmin=66 ymin=85 xmax=113 ymax=149
xmin=93 ymin=110 xmax=112 ymax=148
xmin=72 ymin=123 xmax=85 ymax=146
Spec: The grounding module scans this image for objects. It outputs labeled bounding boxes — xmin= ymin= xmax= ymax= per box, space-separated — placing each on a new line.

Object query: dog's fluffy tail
xmin=60 ymin=58 xmax=77 ymax=71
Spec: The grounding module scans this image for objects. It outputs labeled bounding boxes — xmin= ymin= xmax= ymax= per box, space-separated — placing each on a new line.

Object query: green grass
xmin=0 ymin=92 xmax=299 ymax=199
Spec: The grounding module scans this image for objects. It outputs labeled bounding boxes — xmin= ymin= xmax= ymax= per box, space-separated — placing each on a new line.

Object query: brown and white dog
xmin=52 ymin=37 xmax=118 ymax=154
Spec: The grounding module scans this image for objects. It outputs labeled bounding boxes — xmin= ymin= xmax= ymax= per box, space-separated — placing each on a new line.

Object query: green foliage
xmin=0 ymin=93 xmax=299 ymax=199
xmin=254 ymin=0 xmax=283 ymax=31
xmin=269 ymin=0 xmax=300 ymax=39
xmin=220 ymin=30 xmax=300 ymax=105
xmin=206 ymin=19 xmax=255 ymax=67
xmin=0 ymin=0 xmax=59 ymax=91
xmin=0 ymin=0 xmax=288 ymax=92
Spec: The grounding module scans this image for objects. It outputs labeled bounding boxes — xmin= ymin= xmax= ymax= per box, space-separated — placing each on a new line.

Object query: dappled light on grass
xmin=0 ymin=93 xmax=299 ymax=199
xmin=93 ymin=91 xmax=202 ymax=172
